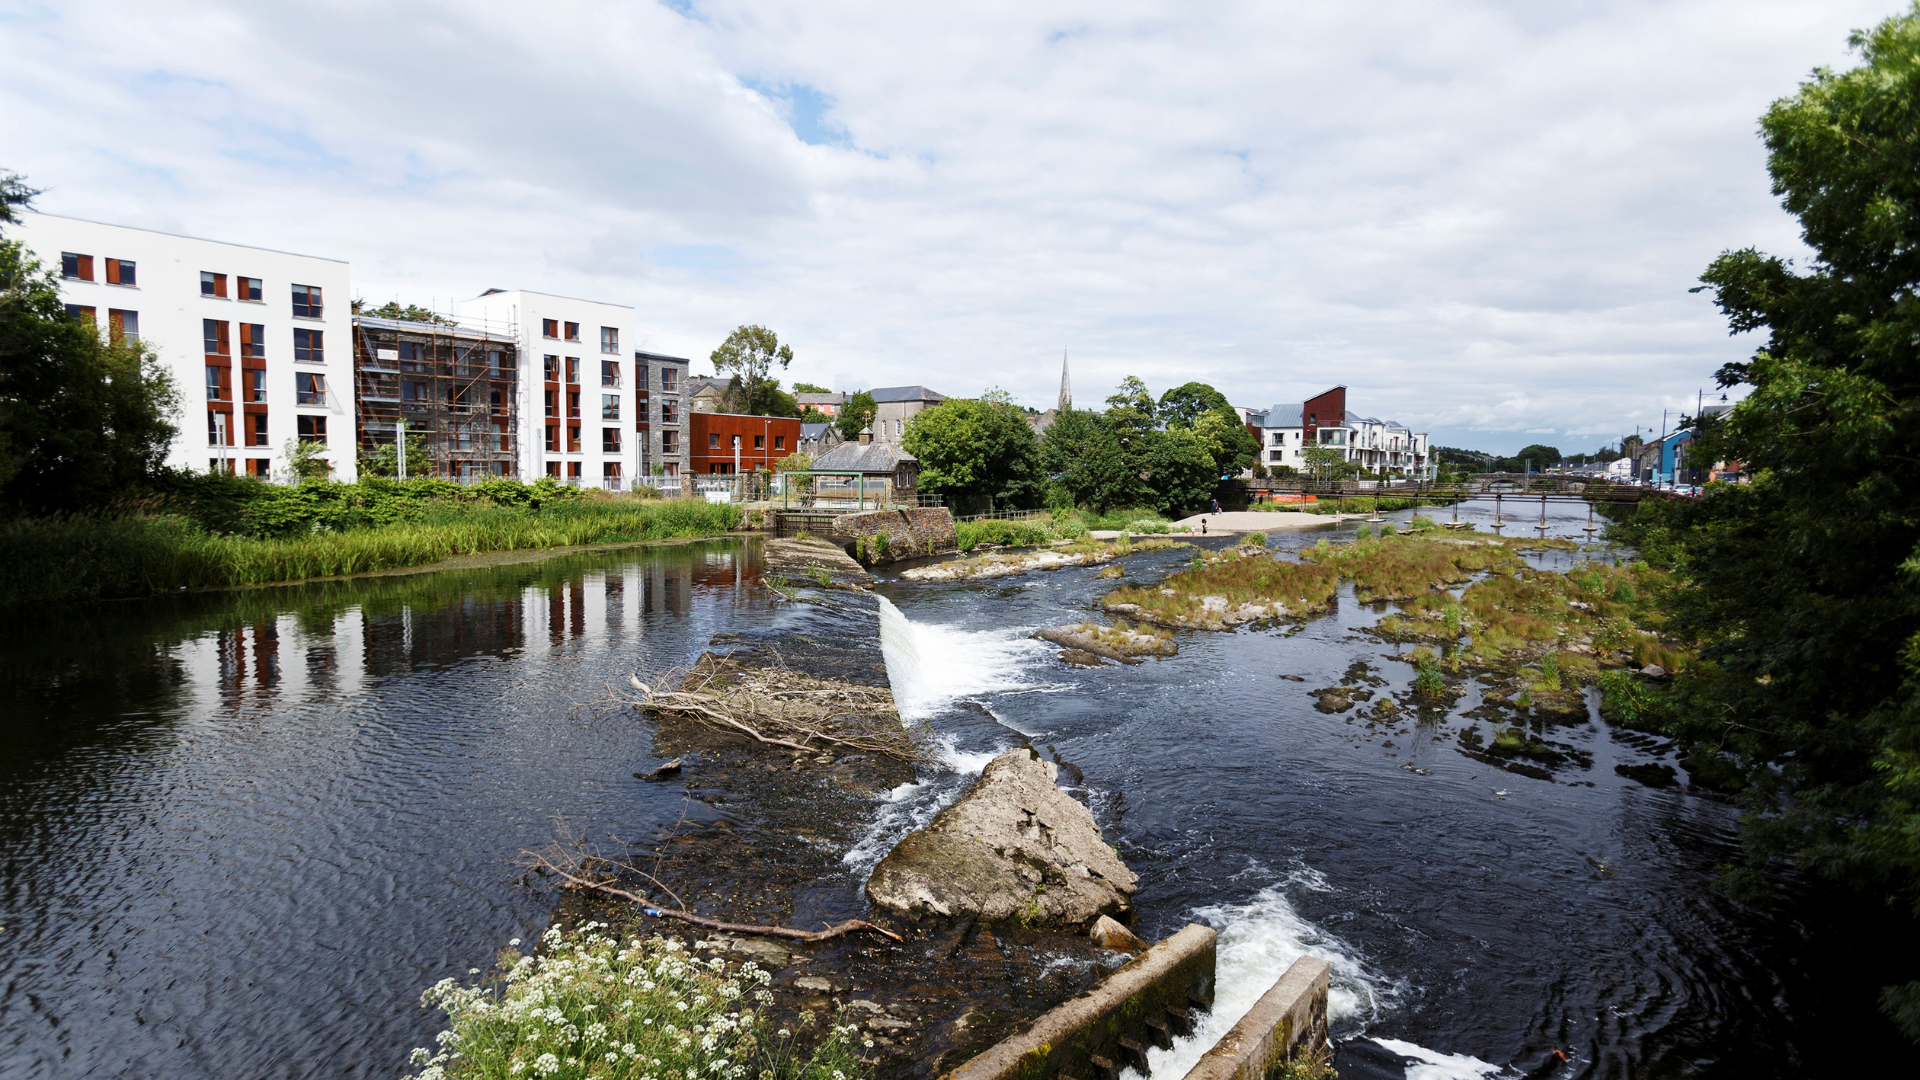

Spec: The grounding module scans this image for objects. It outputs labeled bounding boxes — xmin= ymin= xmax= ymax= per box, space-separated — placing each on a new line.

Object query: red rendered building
xmin=689 ymin=412 xmax=803 ymax=474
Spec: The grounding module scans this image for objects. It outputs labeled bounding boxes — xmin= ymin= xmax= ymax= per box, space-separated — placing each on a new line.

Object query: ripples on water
xmin=1 ymin=505 xmax=1909 ymax=1079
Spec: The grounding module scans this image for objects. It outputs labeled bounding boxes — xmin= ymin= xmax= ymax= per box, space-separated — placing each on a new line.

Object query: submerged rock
xmin=1088 ymin=914 xmax=1149 ymax=954
xmin=866 ymin=748 xmax=1136 ymax=928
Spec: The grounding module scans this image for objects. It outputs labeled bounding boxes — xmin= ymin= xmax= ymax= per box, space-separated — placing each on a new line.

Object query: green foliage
xmin=955 ymin=517 xmax=1056 ymax=552
xmin=0 ymin=494 xmax=739 ymax=607
xmin=1191 ymin=408 xmax=1259 ymax=476
xmin=1618 ymin=9 xmax=1920 ymax=1036
xmin=1041 ymin=407 xmax=1143 ymax=511
xmin=1413 ymin=657 xmax=1446 ymax=698
xmin=798 ymin=406 xmax=832 ymax=424
xmin=1145 ymin=426 xmax=1217 ymax=516
xmin=709 ymin=325 xmax=795 ymax=416
xmin=1300 ymin=445 xmax=1358 ymax=482
xmin=835 ymin=391 xmax=877 ymax=441
xmin=901 ymin=390 xmax=1045 ymax=514
xmin=1504 ymin=443 xmax=1563 ymax=471
xmin=351 ymin=299 xmax=455 ymax=326
xmin=1156 ymin=382 xmax=1235 ymax=428
xmin=407 ymin=923 xmax=866 ymax=1080
xmin=790 ymin=381 xmax=830 ymax=394
xmin=0 ymin=210 xmax=181 ymax=512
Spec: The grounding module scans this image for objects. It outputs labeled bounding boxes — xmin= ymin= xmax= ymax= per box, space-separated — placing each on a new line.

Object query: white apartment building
xmin=15 ymin=214 xmax=356 ymax=480
xmin=1247 ymin=389 xmax=1433 ymax=479
xmin=458 ymin=290 xmax=640 ymax=489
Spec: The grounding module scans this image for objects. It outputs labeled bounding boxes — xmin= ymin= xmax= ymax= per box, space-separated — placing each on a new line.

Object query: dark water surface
xmin=0 ymin=507 xmax=1906 ymax=1079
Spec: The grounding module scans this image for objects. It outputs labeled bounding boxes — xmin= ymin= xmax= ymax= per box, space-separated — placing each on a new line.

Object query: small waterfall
xmin=876 ymin=595 xmax=1047 ymax=723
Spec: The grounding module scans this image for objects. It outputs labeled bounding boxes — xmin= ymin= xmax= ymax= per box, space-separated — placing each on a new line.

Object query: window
xmin=545 ymin=424 xmax=560 ymax=452
xmin=64 ymin=304 xmax=97 ymax=323
xmin=247 ymin=412 xmax=270 ymax=447
xmin=602 ymin=427 xmax=621 ymax=453
xmin=249 ymin=369 xmax=267 ymax=403
xmin=564 ymin=389 xmax=581 ymax=419
xmin=403 ymin=380 xmax=429 ymax=402
xmin=62 ymin=253 xmax=94 ymax=281
xmin=202 ymin=272 xmax=229 ymax=298
xmin=246 ymin=458 xmax=270 ymax=478
xmin=239 ymin=276 xmax=262 ymax=302
xmin=105 ymin=258 xmax=136 ymax=286
xmin=661 ymin=430 xmax=678 ymax=452
xmin=296 ymin=372 xmax=327 ymax=406
xmin=546 ymin=460 xmax=561 ymax=478
xmin=567 ymin=425 xmax=581 ymax=452
xmin=568 ymin=461 xmax=582 ymax=479
xmin=774 ymin=435 xmax=786 ymax=450
xmin=564 ymin=321 xmax=580 ymax=341
xmin=287 ymin=328 xmax=320 ymax=363
xmin=488 ymin=350 xmax=504 ymax=378
xmin=206 ymin=366 xmax=228 ymax=401
xmin=544 ymin=389 xmax=558 ymax=418
xmin=297 ymin=415 xmax=327 ymax=443
xmin=239 ymin=323 xmax=266 ymax=359
xmin=660 ymin=367 xmax=678 ymax=392
xmin=709 ymin=432 xmax=721 ymax=449
xmin=565 ymin=357 xmax=579 ymax=384
xmin=601 ymin=360 xmax=620 ymax=387
xmin=602 ymin=394 xmax=620 ymax=421
xmin=660 ymin=399 xmax=677 ymax=423
xmin=291 ymin=284 xmax=323 ymax=318
xmin=107 ymin=309 xmax=139 ymax=344
xmin=542 ymin=318 xmax=559 ymax=339
xmin=543 ymin=354 xmax=560 ymax=381
xmin=205 ymin=320 xmax=231 ymax=355
xmin=753 ymin=434 xmax=765 ymax=450
xmin=599 ymin=327 xmax=618 ymax=353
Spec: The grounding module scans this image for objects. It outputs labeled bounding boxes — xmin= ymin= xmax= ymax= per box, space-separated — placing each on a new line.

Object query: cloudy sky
xmin=1 ymin=0 xmax=1893 ymax=452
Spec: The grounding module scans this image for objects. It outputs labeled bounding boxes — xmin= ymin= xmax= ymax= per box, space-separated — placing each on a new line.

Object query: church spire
xmin=1058 ymin=348 xmax=1072 ymax=412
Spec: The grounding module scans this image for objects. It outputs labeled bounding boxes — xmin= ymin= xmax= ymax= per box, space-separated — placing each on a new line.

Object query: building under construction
xmin=352 ymin=315 xmax=520 ymax=479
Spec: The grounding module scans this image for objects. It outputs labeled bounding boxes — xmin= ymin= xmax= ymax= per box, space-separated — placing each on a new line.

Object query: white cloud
xmin=0 ymin=0 xmax=1886 ymax=451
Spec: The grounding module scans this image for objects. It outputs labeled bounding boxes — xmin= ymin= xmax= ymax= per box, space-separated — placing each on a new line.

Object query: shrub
xmin=1413 ymin=657 xmax=1446 ymax=698
xmin=406 ymin=924 xmax=866 ymax=1080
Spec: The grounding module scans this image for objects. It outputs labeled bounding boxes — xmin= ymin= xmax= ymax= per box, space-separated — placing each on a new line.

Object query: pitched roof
xmin=813 ymin=442 xmax=918 ymax=473
xmin=800 ymin=422 xmax=835 ymax=440
xmin=795 ymin=392 xmax=846 ymax=405
xmin=868 ymin=385 xmax=945 ymax=404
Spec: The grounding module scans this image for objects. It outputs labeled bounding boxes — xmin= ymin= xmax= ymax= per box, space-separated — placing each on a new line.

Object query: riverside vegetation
xmin=0 ymin=475 xmax=740 ymax=607
xmin=406 ymin=923 xmax=866 ymax=1080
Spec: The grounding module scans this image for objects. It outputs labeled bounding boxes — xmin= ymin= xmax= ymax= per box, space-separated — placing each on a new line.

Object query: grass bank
xmin=0 ymin=497 xmax=741 ymax=608
xmin=953 ymin=508 xmax=1173 ymax=552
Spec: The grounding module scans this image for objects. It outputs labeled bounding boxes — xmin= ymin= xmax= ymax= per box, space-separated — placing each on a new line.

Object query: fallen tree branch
xmin=525 ymin=848 xmax=901 ymax=943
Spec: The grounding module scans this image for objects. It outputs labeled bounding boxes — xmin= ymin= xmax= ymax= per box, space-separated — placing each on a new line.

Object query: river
xmin=0 ymin=504 xmax=1906 ymax=1078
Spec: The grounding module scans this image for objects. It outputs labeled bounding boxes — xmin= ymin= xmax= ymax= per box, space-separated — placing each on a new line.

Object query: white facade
xmin=1261 ymin=425 xmax=1308 ymax=470
xmin=458 ymin=290 xmax=640 ymax=489
xmin=15 ymin=213 xmax=356 ymax=480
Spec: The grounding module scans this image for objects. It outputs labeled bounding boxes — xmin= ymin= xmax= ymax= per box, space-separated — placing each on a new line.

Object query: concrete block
xmin=939 ymin=923 xmax=1216 ymax=1080
xmin=1177 ymin=957 xmax=1330 ymax=1080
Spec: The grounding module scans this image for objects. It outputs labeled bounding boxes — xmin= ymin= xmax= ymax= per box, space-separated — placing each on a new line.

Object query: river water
xmin=0 ymin=506 xmax=1905 ymax=1078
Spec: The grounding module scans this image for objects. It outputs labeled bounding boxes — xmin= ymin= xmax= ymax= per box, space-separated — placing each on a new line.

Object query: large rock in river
xmin=865 ymin=747 xmax=1136 ymax=927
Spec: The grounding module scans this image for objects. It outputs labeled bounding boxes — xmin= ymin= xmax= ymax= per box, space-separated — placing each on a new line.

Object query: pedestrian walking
xmin=1211 ymin=497 xmax=1222 ymax=514
xmin=1201 ymin=518 xmax=1208 ymax=535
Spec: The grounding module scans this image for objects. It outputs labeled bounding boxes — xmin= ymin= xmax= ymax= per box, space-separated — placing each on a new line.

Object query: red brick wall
xmin=689 ymin=412 xmax=803 ymax=474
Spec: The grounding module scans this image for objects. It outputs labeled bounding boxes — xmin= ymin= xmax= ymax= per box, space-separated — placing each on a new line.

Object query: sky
xmin=0 ymin=0 xmax=1898 ymax=453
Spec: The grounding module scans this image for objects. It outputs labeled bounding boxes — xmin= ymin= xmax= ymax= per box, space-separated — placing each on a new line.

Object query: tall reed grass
xmin=0 ymin=499 xmax=740 ymax=608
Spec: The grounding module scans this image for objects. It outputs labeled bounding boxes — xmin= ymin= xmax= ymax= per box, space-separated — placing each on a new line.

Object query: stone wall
xmin=829 ymin=507 xmax=958 ymax=564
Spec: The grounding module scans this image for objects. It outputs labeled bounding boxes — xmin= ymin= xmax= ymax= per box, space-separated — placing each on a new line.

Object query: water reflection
xmin=0 ymin=539 xmax=762 ymax=1080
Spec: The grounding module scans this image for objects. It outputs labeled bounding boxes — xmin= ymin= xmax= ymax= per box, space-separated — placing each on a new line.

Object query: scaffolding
xmin=352 ymin=314 xmax=520 ymax=480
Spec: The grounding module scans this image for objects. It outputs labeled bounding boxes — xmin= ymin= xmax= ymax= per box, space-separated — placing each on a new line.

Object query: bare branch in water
xmin=625 ymin=659 xmax=923 ymax=761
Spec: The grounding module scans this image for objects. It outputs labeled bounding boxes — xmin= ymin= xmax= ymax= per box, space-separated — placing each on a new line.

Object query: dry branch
xmin=625 ymin=659 xmax=922 ymax=761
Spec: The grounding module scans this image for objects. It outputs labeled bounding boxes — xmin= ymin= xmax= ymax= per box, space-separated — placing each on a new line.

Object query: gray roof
xmin=813 ymin=442 xmax=918 ymax=473
xmin=868 ymin=385 xmax=945 ymax=404
xmin=795 ymin=392 xmax=846 ymax=405
xmin=800 ymin=422 xmax=834 ymax=440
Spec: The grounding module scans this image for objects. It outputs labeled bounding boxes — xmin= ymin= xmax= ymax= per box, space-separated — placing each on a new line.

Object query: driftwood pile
xmin=628 ymin=654 xmax=924 ymax=762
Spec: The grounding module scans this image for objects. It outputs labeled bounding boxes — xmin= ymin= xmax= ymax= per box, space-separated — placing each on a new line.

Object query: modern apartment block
xmin=633 ymin=350 xmax=691 ymax=485
xmin=15 ymin=213 xmax=356 ymax=479
xmin=352 ymin=315 xmax=520 ymax=479
xmin=458 ymin=290 xmax=639 ymax=489
xmin=1246 ymin=385 xmax=1433 ymax=478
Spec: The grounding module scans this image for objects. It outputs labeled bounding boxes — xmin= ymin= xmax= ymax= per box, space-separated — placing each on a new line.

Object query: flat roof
xmin=26 ymin=211 xmax=348 ymax=264
xmin=634 ymin=350 xmax=692 ymax=363
xmin=465 ymin=287 xmax=634 ymax=311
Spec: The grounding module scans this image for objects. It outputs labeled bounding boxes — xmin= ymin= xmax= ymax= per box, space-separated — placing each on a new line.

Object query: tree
xmin=791 ymin=381 xmax=830 ymax=394
xmin=0 ymin=176 xmax=180 ymax=511
xmin=1157 ymin=381 xmax=1235 ymax=429
xmin=1641 ymin=6 xmax=1920 ymax=1042
xmin=1041 ymin=407 xmax=1141 ymax=511
xmin=1192 ymin=408 xmax=1259 ymax=477
xmin=1104 ymin=376 xmax=1159 ymax=481
xmin=1505 ymin=443 xmax=1562 ymax=471
xmin=1301 ymin=445 xmax=1357 ymax=484
xmin=358 ymin=429 xmax=431 ymax=478
xmin=709 ymin=325 xmax=793 ymax=416
xmin=720 ymin=376 xmax=799 ymax=418
xmin=352 ymin=299 xmax=456 ymax=326
xmin=1144 ymin=426 xmax=1216 ymax=515
xmin=283 ymin=437 xmax=332 ymax=481
xmin=835 ymin=391 xmax=877 ymax=441
xmin=900 ymin=390 xmax=1045 ymax=514
xmin=799 ymin=407 xmax=832 ymax=424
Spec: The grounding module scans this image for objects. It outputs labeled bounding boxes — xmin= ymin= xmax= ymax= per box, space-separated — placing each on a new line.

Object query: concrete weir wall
xmin=939 ymin=924 xmax=1217 ymax=1080
xmin=830 ymin=507 xmax=959 ymax=563
xmin=1179 ymin=958 xmax=1331 ymax=1080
